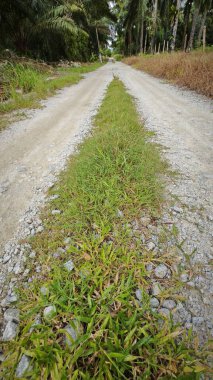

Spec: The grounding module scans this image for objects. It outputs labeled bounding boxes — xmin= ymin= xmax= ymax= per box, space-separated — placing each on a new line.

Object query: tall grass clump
xmin=124 ymin=51 xmax=213 ymax=98
xmin=1 ymin=79 xmax=209 ymax=379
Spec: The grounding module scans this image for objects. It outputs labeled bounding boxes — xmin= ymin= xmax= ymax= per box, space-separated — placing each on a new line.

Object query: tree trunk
xmin=151 ymin=0 xmax=158 ymax=53
xmin=96 ymin=27 xmax=102 ymax=63
xmin=182 ymin=0 xmax=192 ymax=50
xmin=197 ymin=7 xmax=208 ymax=47
xmin=171 ymin=0 xmax=181 ymax=51
xmin=187 ymin=1 xmax=201 ymax=50
xmin=140 ymin=17 xmax=144 ymax=53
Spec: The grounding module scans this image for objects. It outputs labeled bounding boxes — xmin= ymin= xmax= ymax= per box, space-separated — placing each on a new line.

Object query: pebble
xmin=64 ymin=237 xmax=71 ymax=245
xmin=147 ymin=241 xmax=155 ymax=251
xmin=154 ymin=264 xmax=168 ymax=279
xmin=180 ymin=273 xmax=188 ymax=282
xmin=43 ymin=305 xmax=56 ymax=320
xmin=159 ymin=308 xmax=170 ymax=318
xmin=36 ymin=226 xmax=44 ymax=233
xmin=40 ymin=286 xmax=49 ymax=296
xmin=29 ymin=251 xmax=36 ymax=259
xmin=64 ymin=260 xmax=74 ymax=272
xmin=2 ymin=321 xmax=19 ymax=341
xmin=135 ymin=289 xmax=142 ymax=301
xmin=150 ymin=297 xmax=159 ymax=308
xmin=172 ymin=206 xmax=183 ymax=214
xmin=151 ymin=282 xmax=162 ymax=296
xmin=162 ymin=299 xmax=176 ymax=310
xmin=16 ymin=355 xmax=31 ymax=378
xmin=117 ymin=209 xmax=124 ymax=218
xmin=3 ymin=254 xmax=11 ymax=264
xmin=4 ymin=308 xmax=20 ymax=323
xmin=51 ymin=209 xmax=61 ymax=215
xmin=64 ymin=320 xmax=81 ymax=347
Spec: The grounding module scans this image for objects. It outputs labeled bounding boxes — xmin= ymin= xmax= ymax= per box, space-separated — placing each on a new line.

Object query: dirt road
xmin=0 ymin=62 xmax=213 ymax=340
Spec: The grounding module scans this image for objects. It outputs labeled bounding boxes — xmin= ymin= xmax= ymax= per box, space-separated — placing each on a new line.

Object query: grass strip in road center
xmin=1 ymin=79 xmax=209 ymax=379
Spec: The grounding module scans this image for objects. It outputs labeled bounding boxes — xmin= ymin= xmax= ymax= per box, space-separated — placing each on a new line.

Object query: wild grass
xmin=1 ymin=79 xmax=210 ymax=379
xmin=0 ymin=62 xmax=102 ymax=131
xmin=124 ymin=51 xmax=213 ymax=98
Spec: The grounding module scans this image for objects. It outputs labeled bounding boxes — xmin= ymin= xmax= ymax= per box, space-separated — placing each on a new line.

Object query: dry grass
xmin=124 ymin=51 xmax=213 ymax=98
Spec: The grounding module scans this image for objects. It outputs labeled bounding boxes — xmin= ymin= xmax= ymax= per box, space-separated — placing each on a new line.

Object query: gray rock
xmin=147 ymin=241 xmax=155 ymax=251
xmin=162 ymin=299 xmax=176 ymax=310
xmin=64 ymin=320 xmax=81 ymax=347
xmin=159 ymin=308 xmax=170 ymax=318
xmin=192 ymin=317 xmax=204 ymax=326
xmin=40 ymin=286 xmax=49 ymax=296
xmin=64 ymin=237 xmax=71 ymax=245
xmin=135 ymin=289 xmax=142 ymax=301
xmin=51 ymin=209 xmax=61 ymax=215
xmin=151 ymin=282 xmax=162 ymax=296
xmin=64 ymin=260 xmax=74 ymax=272
xmin=29 ymin=251 xmax=36 ymax=259
xmin=154 ymin=264 xmax=168 ymax=279
xmin=173 ymin=303 xmax=192 ymax=324
xmin=180 ymin=273 xmax=188 ymax=283
xmin=3 ymin=254 xmax=11 ymax=264
xmin=150 ymin=297 xmax=159 ymax=308
xmin=4 ymin=308 xmax=20 ymax=323
xmin=117 ymin=209 xmax=124 ymax=218
xmin=146 ymin=263 xmax=153 ymax=272
xmin=16 ymin=355 xmax=31 ymax=378
xmin=172 ymin=206 xmax=183 ymax=214
xmin=187 ymin=281 xmax=195 ymax=287
xmin=29 ymin=314 xmax=42 ymax=333
xmin=36 ymin=226 xmax=44 ymax=233
xmin=43 ymin=305 xmax=56 ymax=320
xmin=2 ymin=321 xmax=19 ymax=341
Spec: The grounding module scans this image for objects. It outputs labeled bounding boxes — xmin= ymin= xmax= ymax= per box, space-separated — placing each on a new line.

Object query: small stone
xmin=117 ymin=209 xmax=124 ymax=218
xmin=64 ymin=320 xmax=81 ymax=347
xmin=187 ymin=281 xmax=195 ymax=287
xmin=159 ymin=308 xmax=170 ymax=318
xmin=154 ymin=264 xmax=168 ymax=279
xmin=64 ymin=260 xmax=74 ymax=272
xmin=162 ymin=299 xmax=176 ymax=310
xmin=36 ymin=226 xmax=44 ymax=233
xmin=192 ymin=317 xmax=204 ymax=325
xmin=64 ymin=237 xmax=71 ymax=245
xmin=135 ymin=289 xmax=142 ymax=301
xmin=40 ymin=286 xmax=49 ymax=296
xmin=146 ymin=263 xmax=153 ymax=272
xmin=29 ymin=251 xmax=36 ymax=259
xmin=16 ymin=355 xmax=31 ymax=378
xmin=151 ymin=282 xmax=162 ymax=296
xmin=150 ymin=297 xmax=159 ymax=308
xmin=51 ymin=209 xmax=61 ymax=215
xmin=147 ymin=241 xmax=155 ymax=251
xmin=0 ymin=353 xmax=5 ymax=362
xmin=172 ymin=206 xmax=183 ymax=214
xmin=2 ymin=321 xmax=19 ymax=341
xmin=4 ymin=308 xmax=20 ymax=323
xmin=43 ymin=305 xmax=56 ymax=320
xmin=23 ymin=269 xmax=30 ymax=277
xmin=180 ymin=273 xmax=188 ymax=283
xmin=29 ymin=314 xmax=42 ymax=333
xmin=3 ymin=254 xmax=11 ymax=264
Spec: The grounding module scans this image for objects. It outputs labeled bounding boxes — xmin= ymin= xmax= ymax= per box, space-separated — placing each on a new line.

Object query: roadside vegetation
xmin=0 ymin=61 xmax=102 ymax=132
xmin=1 ymin=79 xmax=210 ymax=379
xmin=124 ymin=50 xmax=213 ymax=98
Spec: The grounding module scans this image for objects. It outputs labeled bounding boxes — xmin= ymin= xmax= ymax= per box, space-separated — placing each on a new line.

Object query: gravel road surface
xmin=0 ymin=62 xmax=212 ymax=342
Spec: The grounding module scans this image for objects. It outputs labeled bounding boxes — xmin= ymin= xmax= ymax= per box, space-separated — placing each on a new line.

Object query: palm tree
xmin=170 ymin=0 xmax=181 ymax=51
xmin=187 ymin=0 xmax=201 ymax=50
xmin=197 ymin=0 xmax=212 ymax=46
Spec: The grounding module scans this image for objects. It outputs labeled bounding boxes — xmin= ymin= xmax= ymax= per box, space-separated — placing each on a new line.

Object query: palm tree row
xmin=0 ymin=0 xmax=115 ymax=61
xmin=114 ymin=0 xmax=213 ymax=55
